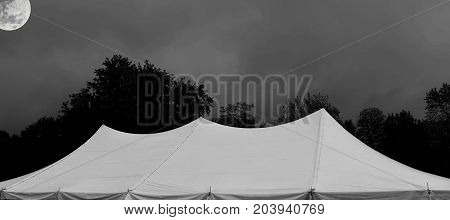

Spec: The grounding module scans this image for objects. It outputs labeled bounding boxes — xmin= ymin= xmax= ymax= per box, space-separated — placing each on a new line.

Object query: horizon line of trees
xmin=0 ymin=55 xmax=449 ymax=181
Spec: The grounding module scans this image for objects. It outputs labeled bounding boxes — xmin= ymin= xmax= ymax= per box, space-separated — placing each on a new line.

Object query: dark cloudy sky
xmin=1 ymin=0 xmax=450 ymax=134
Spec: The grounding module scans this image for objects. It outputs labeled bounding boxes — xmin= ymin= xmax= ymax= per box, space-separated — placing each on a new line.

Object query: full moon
xmin=0 ymin=0 xmax=31 ymax=31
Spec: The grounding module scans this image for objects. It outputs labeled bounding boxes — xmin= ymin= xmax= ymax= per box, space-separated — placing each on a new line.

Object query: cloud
xmin=1 ymin=0 xmax=450 ymax=133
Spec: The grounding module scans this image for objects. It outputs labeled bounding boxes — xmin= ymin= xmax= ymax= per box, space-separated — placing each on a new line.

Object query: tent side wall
xmin=314 ymin=191 xmax=430 ymax=200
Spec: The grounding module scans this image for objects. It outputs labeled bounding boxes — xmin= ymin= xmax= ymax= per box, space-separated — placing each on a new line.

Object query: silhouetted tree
xmin=21 ymin=117 xmax=65 ymax=158
xmin=278 ymin=93 xmax=342 ymax=124
xmin=56 ymin=55 xmax=214 ymax=147
xmin=423 ymin=83 xmax=450 ymax=176
xmin=381 ymin=110 xmax=427 ymax=168
xmin=424 ymin=83 xmax=450 ymax=145
xmin=343 ymin=119 xmax=356 ymax=135
xmin=213 ymin=102 xmax=257 ymax=128
xmin=356 ymin=108 xmax=385 ymax=152
xmin=0 ymin=132 xmax=33 ymax=180
xmin=425 ymin=83 xmax=450 ymax=122
xmin=0 ymin=130 xmax=9 ymax=143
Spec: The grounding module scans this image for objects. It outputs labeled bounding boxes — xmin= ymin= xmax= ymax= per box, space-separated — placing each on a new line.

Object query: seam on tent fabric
xmin=130 ymin=120 xmax=200 ymax=191
xmin=279 ymin=121 xmax=423 ymax=190
xmin=17 ymin=132 xmax=156 ymax=192
xmin=311 ymin=109 xmax=324 ymax=190
xmin=323 ymin=145 xmax=425 ymax=190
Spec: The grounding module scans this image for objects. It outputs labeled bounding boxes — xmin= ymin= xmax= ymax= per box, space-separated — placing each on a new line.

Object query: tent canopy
xmin=2 ymin=109 xmax=450 ymax=200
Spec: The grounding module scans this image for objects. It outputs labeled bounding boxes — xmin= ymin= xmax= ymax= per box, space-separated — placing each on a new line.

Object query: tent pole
xmin=309 ymin=188 xmax=315 ymax=200
xmin=126 ymin=189 xmax=131 ymax=200
xmin=426 ymin=183 xmax=431 ymax=200
xmin=207 ymin=186 xmax=212 ymax=200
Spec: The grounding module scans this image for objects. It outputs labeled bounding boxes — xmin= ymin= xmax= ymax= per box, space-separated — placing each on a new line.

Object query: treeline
xmin=0 ymin=55 xmax=448 ymax=181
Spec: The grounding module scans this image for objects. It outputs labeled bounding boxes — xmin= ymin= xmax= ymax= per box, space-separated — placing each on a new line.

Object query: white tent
xmin=1 ymin=109 xmax=450 ymax=200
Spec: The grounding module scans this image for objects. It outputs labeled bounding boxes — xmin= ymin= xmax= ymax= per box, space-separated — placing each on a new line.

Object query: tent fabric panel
xmin=58 ymin=191 xmax=128 ymax=200
xmin=2 ymin=191 xmax=59 ymax=200
xmin=133 ymin=113 xmax=322 ymax=198
xmin=130 ymin=180 xmax=212 ymax=200
xmin=429 ymin=191 xmax=450 ymax=200
xmin=315 ymin=110 xmax=450 ymax=192
xmin=4 ymin=127 xmax=144 ymax=192
xmin=6 ymin=121 xmax=198 ymax=194
xmin=210 ymin=191 xmax=310 ymax=200
xmin=126 ymin=192 xmax=209 ymax=200
xmin=2 ymin=191 xmax=127 ymax=200
xmin=313 ymin=191 xmax=430 ymax=200
xmin=316 ymin=146 xmax=423 ymax=192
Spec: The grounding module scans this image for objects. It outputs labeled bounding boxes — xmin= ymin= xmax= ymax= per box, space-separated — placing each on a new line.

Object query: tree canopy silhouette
xmin=277 ymin=93 xmax=342 ymax=124
xmin=381 ymin=110 xmax=427 ymax=168
xmin=213 ymin=102 xmax=257 ymax=128
xmin=425 ymin=83 xmax=450 ymax=122
xmin=356 ymin=107 xmax=385 ymax=152
xmin=423 ymin=83 xmax=450 ymax=176
xmin=343 ymin=119 xmax=356 ymax=135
